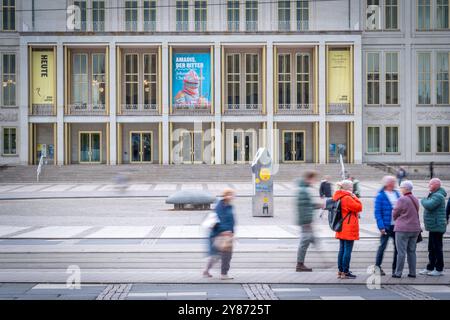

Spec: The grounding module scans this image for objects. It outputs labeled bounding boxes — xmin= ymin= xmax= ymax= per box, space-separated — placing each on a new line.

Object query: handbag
xmin=201 ymin=211 xmax=219 ymax=230
xmin=213 ymin=233 xmax=234 ymax=252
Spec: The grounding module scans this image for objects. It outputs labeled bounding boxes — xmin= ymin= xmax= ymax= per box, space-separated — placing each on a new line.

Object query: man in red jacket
xmin=333 ymin=180 xmax=363 ymax=279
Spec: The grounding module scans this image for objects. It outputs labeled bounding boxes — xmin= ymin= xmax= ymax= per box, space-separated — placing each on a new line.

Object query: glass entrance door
xmin=130 ymin=131 xmax=152 ymax=163
xmin=79 ymin=131 xmax=102 ymax=163
xmin=232 ymin=130 xmax=255 ymax=163
xmin=180 ymin=131 xmax=203 ymax=164
xmin=282 ymin=131 xmax=305 ymax=162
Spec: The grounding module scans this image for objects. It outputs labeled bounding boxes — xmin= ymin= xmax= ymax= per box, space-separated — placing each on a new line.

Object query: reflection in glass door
xmin=180 ymin=131 xmax=203 ymax=164
xmin=232 ymin=130 xmax=255 ymax=163
xmin=282 ymin=131 xmax=305 ymax=162
xmin=130 ymin=131 xmax=152 ymax=163
xmin=79 ymin=131 xmax=102 ymax=163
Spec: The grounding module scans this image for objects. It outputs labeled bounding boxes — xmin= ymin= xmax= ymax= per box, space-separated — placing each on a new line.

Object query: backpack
xmin=325 ymin=196 xmax=351 ymax=232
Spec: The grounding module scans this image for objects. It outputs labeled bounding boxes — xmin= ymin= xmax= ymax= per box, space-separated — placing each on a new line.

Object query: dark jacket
xmin=352 ymin=179 xmax=361 ymax=198
xmin=396 ymin=168 xmax=407 ymax=179
xmin=297 ymin=179 xmax=318 ymax=225
xmin=446 ymin=197 xmax=450 ymax=224
xmin=393 ymin=193 xmax=421 ymax=233
xmin=208 ymin=199 xmax=236 ymax=255
xmin=319 ymin=180 xmax=332 ymax=198
xmin=421 ymin=187 xmax=447 ymax=233
xmin=374 ymin=188 xmax=400 ymax=230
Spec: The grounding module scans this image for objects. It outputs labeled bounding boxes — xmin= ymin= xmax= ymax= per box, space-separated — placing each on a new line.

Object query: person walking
xmin=348 ymin=176 xmax=361 ymax=198
xmin=296 ymin=170 xmax=323 ymax=272
xmin=419 ymin=178 xmax=447 ymax=276
xmin=319 ymin=176 xmax=333 ymax=218
xmin=396 ymin=166 xmax=408 ymax=186
xmin=203 ymin=188 xmax=236 ymax=280
xmin=392 ymin=181 xmax=421 ymax=278
xmin=374 ymin=176 xmax=400 ymax=276
xmin=334 ymin=180 xmax=363 ymax=279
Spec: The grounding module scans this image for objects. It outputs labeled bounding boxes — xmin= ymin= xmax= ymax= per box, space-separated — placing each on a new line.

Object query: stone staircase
xmin=0 ymin=163 xmax=387 ymax=183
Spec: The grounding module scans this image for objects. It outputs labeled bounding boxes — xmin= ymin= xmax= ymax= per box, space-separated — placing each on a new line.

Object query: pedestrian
xmin=349 ymin=176 xmax=361 ymax=198
xmin=392 ymin=181 xmax=421 ymax=278
xmin=419 ymin=178 xmax=447 ymax=276
xmin=296 ymin=170 xmax=323 ymax=272
xmin=319 ymin=176 xmax=333 ymax=218
xmin=446 ymin=197 xmax=450 ymax=225
xmin=203 ymin=188 xmax=236 ymax=280
xmin=374 ymin=176 xmax=400 ymax=276
xmin=429 ymin=162 xmax=434 ymax=179
xmin=396 ymin=166 xmax=408 ymax=186
xmin=334 ymin=180 xmax=363 ymax=279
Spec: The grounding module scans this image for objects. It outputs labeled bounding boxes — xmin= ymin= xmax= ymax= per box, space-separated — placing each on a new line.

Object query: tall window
xmin=436 ymin=52 xmax=449 ymax=104
xmin=74 ymin=0 xmax=87 ymax=31
xmin=245 ymin=0 xmax=258 ymax=31
xmin=296 ymin=53 xmax=310 ymax=105
xmin=296 ymin=0 xmax=309 ymax=30
xmin=92 ymin=1 xmax=105 ymax=31
xmin=418 ymin=52 xmax=431 ymax=104
xmin=366 ymin=0 xmax=381 ymax=30
xmin=194 ymin=0 xmax=207 ymax=31
xmin=245 ymin=54 xmax=259 ymax=105
xmin=385 ymin=126 xmax=399 ymax=153
xmin=2 ymin=54 xmax=16 ymax=106
xmin=2 ymin=127 xmax=16 ymax=155
xmin=227 ymin=0 xmax=240 ymax=31
xmin=385 ymin=0 xmax=398 ymax=29
xmin=125 ymin=54 xmax=138 ymax=106
xmin=385 ymin=52 xmax=399 ymax=104
xmin=125 ymin=0 xmax=138 ymax=31
xmin=367 ymin=52 xmax=380 ymax=105
xmin=278 ymin=1 xmax=291 ymax=31
xmin=437 ymin=0 xmax=449 ymax=29
xmin=226 ymin=54 xmax=240 ymax=105
xmin=144 ymin=0 xmax=157 ymax=31
xmin=418 ymin=0 xmax=431 ymax=30
xmin=2 ymin=0 xmax=15 ymax=31
xmin=437 ymin=126 xmax=450 ymax=152
xmin=176 ymin=0 xmax=189 ymax=31
xmin=72 ymin=54 xmax=89 ymax=106
xmin=92 ymin=54 xmax=105 ymax=107
xmin=143 ymin=54 xmax=157 ymax=106
xmin=418 ymin=126 xmax=431 ymax=152
xmin=367 ymin=127 xmax=380 ymax=153
xmin=278 ymin=54 xmax=291 ymax=105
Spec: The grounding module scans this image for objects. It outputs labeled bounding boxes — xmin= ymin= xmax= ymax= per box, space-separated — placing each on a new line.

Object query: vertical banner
xmin=32 ymin=50 xmax=55 ymax=108
xmin=327 ymin=48 xmax=351 ymax=111
xmin=172 ymin=52 xmax=211 ymax=109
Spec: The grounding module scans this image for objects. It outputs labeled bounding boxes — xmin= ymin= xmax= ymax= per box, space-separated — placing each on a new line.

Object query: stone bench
xmin=165 ymin=190 xmax=216 ymax=210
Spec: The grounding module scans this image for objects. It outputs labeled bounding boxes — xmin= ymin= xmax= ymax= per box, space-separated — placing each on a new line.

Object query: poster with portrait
xmin=172 ymin=53 xmax=211 ymax=109
xmin=32 ymin=50 xmax=55 ymax=107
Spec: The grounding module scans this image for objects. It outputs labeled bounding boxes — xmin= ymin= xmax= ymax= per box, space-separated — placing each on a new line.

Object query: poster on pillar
xmin=172 ymin=53 xmax=211 ymax=110
xmin=32 ymin=50 xmax=55 ymax=108
xmin=327 ymin=48 xmax=352 ymax=111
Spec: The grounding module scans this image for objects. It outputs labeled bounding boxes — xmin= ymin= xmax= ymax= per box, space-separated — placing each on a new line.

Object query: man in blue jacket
xmin=374 ymin=176 xmax=400 ymax=276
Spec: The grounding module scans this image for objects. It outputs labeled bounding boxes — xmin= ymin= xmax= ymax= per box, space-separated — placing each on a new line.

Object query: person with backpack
xmin=333 ymin=180 xmax=363 ymax=279
xmin=392 ymin=181 xmax=422 ymax=278
xmin=374 ymin=176 xmax=400 ymax=276
xmin=296 ymin=170 xmax=323 ymax=272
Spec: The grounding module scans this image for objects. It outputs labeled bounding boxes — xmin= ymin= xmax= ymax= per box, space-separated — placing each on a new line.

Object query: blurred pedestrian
xmin=396 ymin=166 xmax=408 ymax=186
xmin=374 ymin=176 xmax=400 ymax=276
xmin=203 ymin=188 xmax=236 ymax=280
xmin=392 ymin=181 xmax=421 ymax=278
xmin=296 ymin=170 xmax=323 ymax=272
xmin=419 ymin=178 xmax=447 ymax=276
xmin=334 ymin=180 xmax=363 ymax=279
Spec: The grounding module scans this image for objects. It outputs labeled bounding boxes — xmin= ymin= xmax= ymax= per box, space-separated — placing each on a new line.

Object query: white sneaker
xmin=428 ymin=270 xmax=443 ymax=276
xmin=220 ymin=274 xmax=234 ymax=280
xmin=419 ymin=269 xmax=431 ymax=275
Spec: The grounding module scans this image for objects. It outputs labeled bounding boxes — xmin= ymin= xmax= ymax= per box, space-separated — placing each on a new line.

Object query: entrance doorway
xmin=282 ymin=130 xmax=305 ymax=162
xmin=180 ymin=131 xmax=203 ymax=164
xmin=232 ymin=130 xmax=255 ymax=163
xmin=130 ymin=131 xmax=152 ymax=163
xmin=79 ymin=131 xmax=101 ymax=163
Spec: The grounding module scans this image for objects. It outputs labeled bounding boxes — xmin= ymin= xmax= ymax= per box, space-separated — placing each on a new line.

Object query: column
xmin=19 ymin=42 xmax=29 ymax=165
xmin=266 ymin=42 xmax=274 ymax=158
xmin=318 ymin=42 xmax=327 ymax=164
xmin=108 ymin=43 xmax=117 ymax=165
xmin=214 ymin=43 xmax=222 ymax=164
xmin=56 ymin=43 xmax=64 ymax=165
xmin=353 ymin=41 xmax=363 ymax=164
xmin=162 ymin=43 xmax=170 ymax=164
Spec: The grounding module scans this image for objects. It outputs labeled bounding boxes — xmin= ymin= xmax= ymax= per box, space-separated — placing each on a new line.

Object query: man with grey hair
xmin=374 ymin=175 xmax=400 ymax=276
xmin=420 ymin=178 xmax=447 ymax=276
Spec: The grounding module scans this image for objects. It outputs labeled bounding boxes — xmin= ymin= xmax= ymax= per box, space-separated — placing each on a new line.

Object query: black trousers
xmin=375 ymin=226 xmax=397 ymax=272
xmin=427 ymin=232 xmax=444 ymax=272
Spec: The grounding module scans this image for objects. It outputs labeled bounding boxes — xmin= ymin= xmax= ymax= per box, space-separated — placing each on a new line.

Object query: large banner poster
xmin=32 ymin=50 xmax=55 ymax=106
xmin=327 ymin=48 xmax=351 ymax=107
xmin=172 ymin=53 xmax=211 ymax=109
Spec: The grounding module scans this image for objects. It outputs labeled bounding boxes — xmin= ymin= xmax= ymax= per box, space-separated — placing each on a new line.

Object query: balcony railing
xmin=172 ymin=104 xmax=211 ymax=115
xmin=143 ymin=20 xmax=157 ymax=31
xmin=176 ymin=21 xmax=189 ymax=31
xmin=327 ymin=103 xmax=351 ymax=115
xmin=120 ymin=104 xmax=159 ymax=115
xmin=68 ymin=104 xmax=107 ymax=115
xmin=223 ymin=104 xmax=262 ymax=115
xmin=92 ymin=21 xmax=105 ymax=32
xmin=277 ymin=104 xmax=316 ymax=115
xmin=194 ymin=21 xmax=207 ymax=32
xmin=278 ymin=20 xmax=291 ymax=31
xmin=227 ymin=21 xmax=240 ymax=31
xmin=31 ymin=105 xmax=55 ymax=116
xmin=125 ymin=21 xmax=138 ymax=31
xmin=245 ymin=21 xmax=258 ymax=31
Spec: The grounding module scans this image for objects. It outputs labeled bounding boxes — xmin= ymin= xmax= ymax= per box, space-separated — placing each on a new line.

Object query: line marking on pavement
xmin=272 ymin=288 xmax=311 ymax=292
xmin=321 ymin=296 xmax=365 ymax=300
xmin=167 ymin=292 xmax=207 ymax=297
xmin=411 ymin=285 xmax=450 ymax=293
xmin=128 ymin=292 xmax=167 ymax=297
xmin=32 ymin=284 xmax=104 ymax=289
